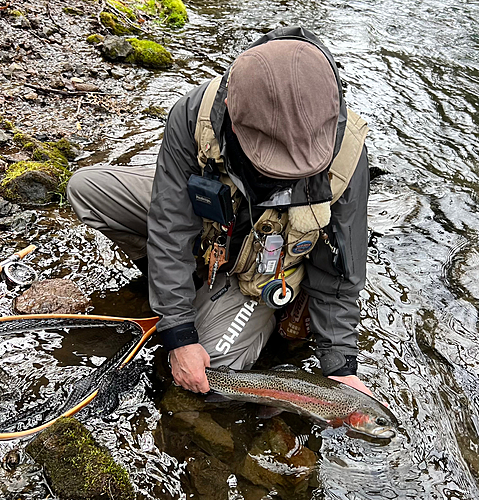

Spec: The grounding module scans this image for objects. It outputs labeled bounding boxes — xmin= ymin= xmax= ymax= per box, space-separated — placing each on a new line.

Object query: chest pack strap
xmin=194 ymin=76 xmax=223 ymax=171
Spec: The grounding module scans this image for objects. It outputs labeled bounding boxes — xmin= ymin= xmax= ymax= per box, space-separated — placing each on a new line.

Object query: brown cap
xmin=227 ymin=40 xmax=340 ymax=179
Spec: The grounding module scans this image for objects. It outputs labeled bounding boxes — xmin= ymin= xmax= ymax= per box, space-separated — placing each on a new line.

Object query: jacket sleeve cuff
xmin=319 ymin=351 xmax=357 ymax=377
xmin=158 ymin=322 xmax=199 ymax=351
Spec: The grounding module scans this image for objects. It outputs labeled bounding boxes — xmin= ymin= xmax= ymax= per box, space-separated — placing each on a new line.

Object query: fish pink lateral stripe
xmin=236 ymin=386 xmax=336 ymax=407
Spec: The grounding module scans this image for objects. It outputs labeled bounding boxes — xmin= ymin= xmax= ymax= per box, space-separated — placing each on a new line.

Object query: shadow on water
xmin=1 ymin=0 xmax=479 ymax=498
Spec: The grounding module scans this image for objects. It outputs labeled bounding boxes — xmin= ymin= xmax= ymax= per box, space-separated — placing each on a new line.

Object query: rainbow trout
xmin=205 ymin=365 xmax=398 ymax=439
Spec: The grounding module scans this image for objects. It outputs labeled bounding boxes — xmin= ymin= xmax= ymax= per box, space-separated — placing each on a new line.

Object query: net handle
xmin=0 ymin=313 xmax=159 ymax=441
xmin=0 ymin=245 xmax=36 ymax=272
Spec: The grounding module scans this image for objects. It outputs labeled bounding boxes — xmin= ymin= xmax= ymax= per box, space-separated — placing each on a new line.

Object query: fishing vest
xmin=194 ymin=76 xmax=369 ymax=301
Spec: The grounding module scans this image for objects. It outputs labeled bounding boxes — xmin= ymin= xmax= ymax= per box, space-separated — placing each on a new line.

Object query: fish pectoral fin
xmin=204 ymin=392 xmax=232 ymax=403
xmin=271 ymin=364 xmax=301 ymax=372
xmin=256 ymin=405 xmax=284 ymax=419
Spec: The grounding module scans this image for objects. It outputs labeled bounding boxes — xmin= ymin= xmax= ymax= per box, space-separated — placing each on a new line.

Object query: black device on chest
xmin=187 ymin=159 xmax=234 ymax=226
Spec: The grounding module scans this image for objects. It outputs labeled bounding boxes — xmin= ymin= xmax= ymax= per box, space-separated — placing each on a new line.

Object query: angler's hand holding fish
xmin=169 ymin=344 xmax=211 ymax=393
xmin=329 ymin=375 xmax=374 ymax=398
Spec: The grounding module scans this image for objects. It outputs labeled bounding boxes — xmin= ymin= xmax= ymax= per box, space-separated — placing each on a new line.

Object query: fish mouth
xmin=370 ymin=427 xmax=396 ymax=439
xmin=345 ymin=424 xmax=396 ymax=440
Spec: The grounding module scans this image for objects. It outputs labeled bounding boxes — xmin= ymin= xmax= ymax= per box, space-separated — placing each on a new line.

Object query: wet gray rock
xmin=27 ymin=16 xmax=40 ymax=29
xmin=0 ymin=461 xmax=46 ymax=498
xmin=0 ymin=51 xmax=11 ymax=63
xmin=41 ymin=25 xmax=57 ymax=37
xmin=0 ymin=198 xmax=19 ymax=217
xmin=110 ymin=67 xmax=126 ymax=79
xmin=20 ymin=16 xmax=31 ymax=29
xmin=13 ymin=278 xmax=90 ymax=314
xmin=101 ymin=36 xmax=134 ymax=61
xmin=0 ymin=210 xmax=36 ymax=232
xmin=0 ymin=130 xmax=12 ymax=144
xmin=238 ymin=417 xmax=317 ymax=499
xmin=3 ymin=62 xmax=23 ymax=76
xmin=186 ymin=452 xmax=232 ymax=500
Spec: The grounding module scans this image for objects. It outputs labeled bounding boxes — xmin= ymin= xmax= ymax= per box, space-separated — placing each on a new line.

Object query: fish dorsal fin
xmin=216 ymin=365 xmax=235 ymax=374
xmin=271 ymin=364 xmax=301 ymax=372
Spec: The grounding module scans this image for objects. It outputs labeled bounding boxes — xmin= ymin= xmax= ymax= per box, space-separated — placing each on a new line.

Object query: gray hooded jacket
xmin=147 ymin=27 xmax=370 ymax=375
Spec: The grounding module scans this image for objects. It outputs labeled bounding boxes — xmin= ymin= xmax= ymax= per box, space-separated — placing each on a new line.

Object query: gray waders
xmin=67 ymin=165 xmax=276 ymax=369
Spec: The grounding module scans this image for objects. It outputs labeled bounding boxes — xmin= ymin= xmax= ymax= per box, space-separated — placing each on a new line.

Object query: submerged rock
xmin=0 ymin=460 xmax=46 ymax=498
xmin=186 ymin=451 xmax=232 ymax=500
xmin=26 ymin=417 xmax=135 ymax=500
xmin=0 ymin=209 xmax=36 ymax=232
xmin=170 ymin=411 xmax=235 ymax=462
xmin=160 ymin=383 xmax=207 ymax=414
xmin=239 ymin=417 xmax=317 ymax=499
xmin=13 ymin=278 xmax=90 ymax=314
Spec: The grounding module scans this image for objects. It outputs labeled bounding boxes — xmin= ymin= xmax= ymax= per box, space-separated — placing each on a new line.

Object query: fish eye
xmin=375 ymin=417 xmax=388 ymax=426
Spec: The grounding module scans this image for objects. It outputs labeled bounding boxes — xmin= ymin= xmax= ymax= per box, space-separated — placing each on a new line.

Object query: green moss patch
xmin=159 ymin=0 xmax=187 ymax=27
xmin=0 ymin=116 xmax=16 ymax=132
xmin=133 ymin=0 xmax=187 ymax=27
xmin=125 ymin=38 xmax=173 ymax=68
xmin=26 ymin=418 xmax=135 ymax=500
xmin=142 ymin=105 xmax=167 ymax=118
xmin=100 ymin=11 xmax=140 ymax=35
xmin=107 ymin=0 xmax=137 ymax=20
xmin=86 ymin=33 xmax=105 ymax=45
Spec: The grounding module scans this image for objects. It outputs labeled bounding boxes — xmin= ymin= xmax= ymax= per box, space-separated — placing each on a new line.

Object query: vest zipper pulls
xmin=210 ymin=274 xmax=231 ymax=302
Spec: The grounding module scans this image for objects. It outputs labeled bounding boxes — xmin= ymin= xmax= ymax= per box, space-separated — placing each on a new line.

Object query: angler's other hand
xmin=169 ymin=343 xmax=211 ymax=393
xmin=328 ymin=375 xmax=374 ymax=398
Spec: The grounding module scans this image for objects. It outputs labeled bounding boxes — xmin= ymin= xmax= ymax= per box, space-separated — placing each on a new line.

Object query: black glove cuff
xmin=159 ymin=322 xmax=199 ymax=351
xmin=319 ymin=351 xmax=357 ymax=377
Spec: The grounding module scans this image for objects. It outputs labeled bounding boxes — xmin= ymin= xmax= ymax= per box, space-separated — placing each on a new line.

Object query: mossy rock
xmin=100 ymin=11 xmax=140 ymax=35
xmin=86 ymin=33 xmax=105 ymax=45
xmin=125 ymin=38 xmax=173 ymax=69
xmin=26 ymin=417 xmax=134 ymax=500
xmin=0 ymin=136 xmax=75 ymax=203
xmin=107 ymin=0 xmax=137 ymax=21
xmin=1 ymin=161 xmax=71 ymax=204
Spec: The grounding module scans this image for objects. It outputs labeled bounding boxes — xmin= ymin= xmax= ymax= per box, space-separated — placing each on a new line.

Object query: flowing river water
xmin=1 ymin=0 xmax=479 ymax=498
